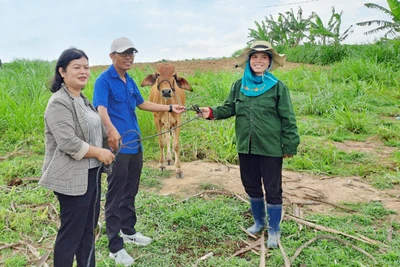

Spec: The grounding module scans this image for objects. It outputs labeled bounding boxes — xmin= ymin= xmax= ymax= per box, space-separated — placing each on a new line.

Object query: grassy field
xmin=0 ymin=43 xmax=399 ymax=266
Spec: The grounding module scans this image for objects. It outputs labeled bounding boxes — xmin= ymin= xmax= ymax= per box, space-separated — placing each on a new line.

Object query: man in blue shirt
xmin=93 ymin=37 xmax=185 ymax=266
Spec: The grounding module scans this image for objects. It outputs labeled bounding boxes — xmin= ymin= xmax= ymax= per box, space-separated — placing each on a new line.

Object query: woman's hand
xmin=198 ymin=107 xmax=210 ymax=119
xmin=283 ymin=154 xmax=293 ymax=158
xmin=97 ymin=148 xmax=115 ymax=165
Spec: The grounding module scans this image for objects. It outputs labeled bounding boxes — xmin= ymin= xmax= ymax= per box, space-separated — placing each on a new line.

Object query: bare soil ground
xmin=92 ymin=57 xmax=315 ymax=76
xmin=148 ymin=158 xmax=399 ymax=222
xmin=132 ymin=57 xmax=400 ymax=221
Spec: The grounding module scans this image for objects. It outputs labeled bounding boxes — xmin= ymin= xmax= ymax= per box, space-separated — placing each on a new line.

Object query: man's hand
xmin=283 ymin=154 xmax=293 ymax=158
xmin=171 ymin=104 xmax=186 ymax=114
xmin=107 ymin=128 xmax=121 ymax=152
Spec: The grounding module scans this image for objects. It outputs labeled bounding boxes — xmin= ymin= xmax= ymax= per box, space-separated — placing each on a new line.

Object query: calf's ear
xmin=141 ymin=73 xmax=157 ymax=87
xmin=175 ymin=76 xmax=193 ymax=91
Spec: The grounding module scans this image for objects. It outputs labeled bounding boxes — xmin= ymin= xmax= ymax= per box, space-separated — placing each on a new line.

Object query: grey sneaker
xmin=109 ymin=248 xmax=134 ymax=266
xmin=120 ymin=231 xmax=152 ymax=246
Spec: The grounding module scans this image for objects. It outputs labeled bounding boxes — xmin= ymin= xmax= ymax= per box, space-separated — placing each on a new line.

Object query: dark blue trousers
xmin=54 ymin=167 xmax=101 ymax=267
xmin=105 ymin=152 xmax=143 ymax=253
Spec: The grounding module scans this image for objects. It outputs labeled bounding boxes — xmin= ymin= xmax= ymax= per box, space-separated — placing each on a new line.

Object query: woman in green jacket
xmin=199 ymin=40 xmax=300 ymax=248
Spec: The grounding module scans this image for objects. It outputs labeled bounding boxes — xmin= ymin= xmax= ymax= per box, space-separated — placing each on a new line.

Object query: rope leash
xmin=104 ymin=104 xmax=203 ymax=171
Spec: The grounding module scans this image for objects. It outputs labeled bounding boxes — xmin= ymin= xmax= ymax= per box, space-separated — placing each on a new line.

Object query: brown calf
xmin=141 ymin=64 xmax=192 ymax=178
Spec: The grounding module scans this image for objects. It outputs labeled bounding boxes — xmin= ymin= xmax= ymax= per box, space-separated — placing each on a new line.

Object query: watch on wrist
xmin=169 ymin=104 xmax=173 ymax=112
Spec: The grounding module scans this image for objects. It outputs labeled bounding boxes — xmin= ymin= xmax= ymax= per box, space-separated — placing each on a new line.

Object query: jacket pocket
xmin=47 ymin=151 xmax=75 ymax=181
xmin=255 ymin=96 xmax=277 ymax=117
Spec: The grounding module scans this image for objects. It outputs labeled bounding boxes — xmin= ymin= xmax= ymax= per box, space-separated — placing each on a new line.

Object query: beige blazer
xmin=39 ymin=85 xmax=107 ymax=196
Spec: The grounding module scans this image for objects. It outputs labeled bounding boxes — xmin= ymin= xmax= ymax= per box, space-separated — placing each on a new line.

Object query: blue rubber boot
xmin=246 ymin=197 xmax=266 ymax=234
xmin=266 ymin=203 xmax=282 ymax=248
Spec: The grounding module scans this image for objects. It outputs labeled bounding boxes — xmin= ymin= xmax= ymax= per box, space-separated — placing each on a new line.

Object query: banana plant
xmin=284 ymin=7 xmax=313 ymax=46
xmin=309 ymin=7 xmax=353 ymax=45
xmin=309 ymin=12 xmax=335 ymax=45
xmin=247 ymin=21 xmax=269 ymax=43
xmin=267 ymin=13 xmax=290 ymax=46
xmin=249 ymin=10 xmax=304 ymax=46
xmin=248 ymin=14 xmax=290 ymax=46
xmin=248 ymin=6 xmax=352 ymax=46
xmin=356 ymin=0 xmax=400 ymax=38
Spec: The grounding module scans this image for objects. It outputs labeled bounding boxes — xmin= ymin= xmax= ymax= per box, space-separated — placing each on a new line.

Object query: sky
xmin=0 ymin=0 xmax=391 ymax=65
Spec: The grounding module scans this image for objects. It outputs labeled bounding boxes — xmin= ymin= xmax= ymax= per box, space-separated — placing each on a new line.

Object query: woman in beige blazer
xmin=39 ymin=48 xmax=114 ymax=267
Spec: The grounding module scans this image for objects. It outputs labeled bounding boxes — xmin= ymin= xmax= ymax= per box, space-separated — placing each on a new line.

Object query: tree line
xmin=248 ymin=0 xmax=400 ymax=46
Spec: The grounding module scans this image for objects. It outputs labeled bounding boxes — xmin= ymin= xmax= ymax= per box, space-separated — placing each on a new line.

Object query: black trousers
xmin=53 ymin=167 xmax=101 ymax=267
xmin=238 ymin=153 xmax=283 ymax=204
xmin=105 ymin=152 xmax=143 ymax=253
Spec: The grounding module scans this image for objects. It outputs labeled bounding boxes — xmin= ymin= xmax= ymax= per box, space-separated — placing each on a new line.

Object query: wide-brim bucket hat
xmin=235 ymin=40 xmax=286 ymax=71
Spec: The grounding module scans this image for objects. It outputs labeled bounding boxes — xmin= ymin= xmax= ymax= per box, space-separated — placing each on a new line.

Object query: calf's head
xmin=141 ymin=64 xmax=192 ymax=99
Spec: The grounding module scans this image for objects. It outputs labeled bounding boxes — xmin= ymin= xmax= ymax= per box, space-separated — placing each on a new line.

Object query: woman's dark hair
xmin=50 ymin=48 xmax=89 ymax=92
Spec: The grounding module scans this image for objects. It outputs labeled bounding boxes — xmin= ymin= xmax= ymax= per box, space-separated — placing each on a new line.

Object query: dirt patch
xmin=91 ymin=57 xmax=318 ymax=76
xmin=146 ymin=160 xmax=400 ymax=221
xmin=333 ymin=139 xmax=397 ymax=157
xmin=333 ymin=139 xmax=398 ymax=171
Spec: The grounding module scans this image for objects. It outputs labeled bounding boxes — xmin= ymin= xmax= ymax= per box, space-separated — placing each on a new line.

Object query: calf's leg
xmin=172 ymin=127 xmax=183 ymax=178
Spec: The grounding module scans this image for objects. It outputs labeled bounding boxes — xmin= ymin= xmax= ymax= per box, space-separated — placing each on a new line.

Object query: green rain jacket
xmin=212 ymin=79 xmax=300 ymax=157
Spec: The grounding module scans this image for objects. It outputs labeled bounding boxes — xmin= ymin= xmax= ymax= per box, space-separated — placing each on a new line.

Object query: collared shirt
xmin=93 ymin=65 xmax=144 ymax=154
xmin=212 ymin=79 xmax=300 ymax=157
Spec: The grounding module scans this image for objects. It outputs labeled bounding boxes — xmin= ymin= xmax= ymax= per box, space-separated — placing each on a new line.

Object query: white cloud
xmin=143 ymin=22 xmax=166 ymax=30
xmin=177 ymin=24 xmax=216 ymax=33
xmin=0 ymin=0 xmax=394 ymax=65
xmin=146 ymin=8 xmax=169 ymax=16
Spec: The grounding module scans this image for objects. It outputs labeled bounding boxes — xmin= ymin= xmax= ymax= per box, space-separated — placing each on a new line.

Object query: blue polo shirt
xmin=93 ymin=64 xmax=144 ymax=154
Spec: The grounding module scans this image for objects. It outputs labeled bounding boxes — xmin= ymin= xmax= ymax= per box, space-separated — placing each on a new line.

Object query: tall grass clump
xmin=280 ymin=41 xmax=400 ymax=67
xmin=194 ymin=70 xmax=241 ymax=104
xmin=0 ymin=60 xmax=53 ymax=148
xmin=331 ymin=57 xmax=399 ymax=86
xmin=331 ymin=106 xmax=373 ymax=134
xmin=277 ymin=44 xmax=349 ymax=65
xmin=374 ymin=121 xmax=400 ymax=147
xmin=346 ymin=40 xmax=400 ymax=69
xmin=285 ymin=136 xmax=387 ymax=176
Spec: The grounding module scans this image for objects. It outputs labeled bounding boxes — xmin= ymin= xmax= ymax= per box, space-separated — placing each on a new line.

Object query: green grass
xmin=1 ymin=176 xmax=399 ymax=266
xmin=0 ymin=43 xmax=400 ymax=266
xmin=277 ymin=40 xmax=400 ymax=68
